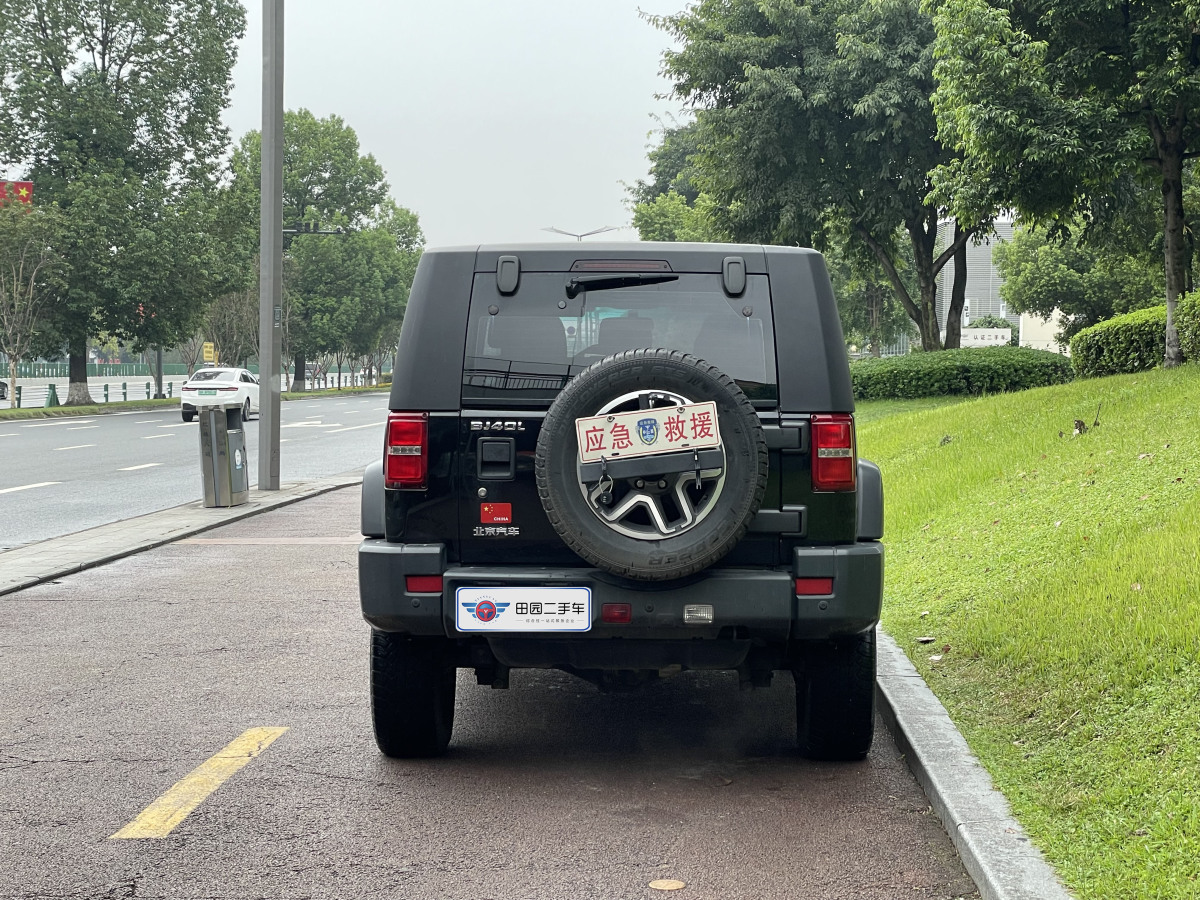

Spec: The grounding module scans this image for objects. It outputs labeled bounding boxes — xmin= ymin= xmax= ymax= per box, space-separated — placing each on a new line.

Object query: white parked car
xmin=180 ymin=367 xmax=260 ymax=423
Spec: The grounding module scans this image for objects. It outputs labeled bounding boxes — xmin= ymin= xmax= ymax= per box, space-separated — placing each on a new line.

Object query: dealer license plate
xmin=198 ymin=389 xmax=217 ymax=396
xmin=574 ymin=400 xmax=720 ymax=464
xmin=455 ymin=587 xmax=591 ymax=633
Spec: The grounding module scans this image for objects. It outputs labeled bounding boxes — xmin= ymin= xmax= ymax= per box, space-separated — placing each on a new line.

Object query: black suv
xmin=359 ymin=243 xmax=884 ymax=760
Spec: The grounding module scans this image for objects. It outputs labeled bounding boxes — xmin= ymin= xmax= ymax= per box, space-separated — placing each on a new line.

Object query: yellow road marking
xmin=110 ymin=727 xmax=287 ymax=839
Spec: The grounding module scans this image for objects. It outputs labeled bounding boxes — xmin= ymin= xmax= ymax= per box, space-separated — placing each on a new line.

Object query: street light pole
xmin=258 ymin=0 xmax=284 ymax=490
xmin=541 ymin=225 xmax=622 ymax=241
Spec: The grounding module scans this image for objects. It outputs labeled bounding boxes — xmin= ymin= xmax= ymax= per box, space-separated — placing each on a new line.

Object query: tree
xmin=993 ymin=224 xmax=1161 ymax=345
xmin=0 ymin=197 xmax=66 ymax=400
xmin=229 ymin=109 xmax=400 ymax=387
xmin=929 ymin=0 xmax=1200 ymax=367
xmin=650 ymin=0 xmax=988 ymax=350
xmin=824 ymin=238 xmax=914 ymax=357
xmin=0 ymin=0 xmax=246 ymax=401
xmin=631 ymin=191 xmax=727 ymax=242
xmin=628 ymin=119 xmax=706 ymax=207
xmin=287 ymin=203 xmax=420 ymax=387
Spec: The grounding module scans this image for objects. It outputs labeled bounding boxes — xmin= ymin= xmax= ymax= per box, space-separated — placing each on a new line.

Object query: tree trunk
xmin=869 ymin=285 xmax=883 ymax=357
xmin=291 ymin=350 xmax=305 ymax=392
xmin=7 ymin=358 xmax=15 ymax=409
xmin=908 ymin=215 xmax=943 ymax=351
xmin=943 ymin=226 xmax=969 ymax=350
xmin=65 ymin=340 xmax=94 ymax=405
xmin=1161 ymin=141 xmax=1186 ymax=368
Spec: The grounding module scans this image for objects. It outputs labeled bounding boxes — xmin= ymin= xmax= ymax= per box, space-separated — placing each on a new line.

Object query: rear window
xmin=461 ymin=273 xmax=777 ymax=405
xmin=189 ymin=370 xmax=235 ymax=383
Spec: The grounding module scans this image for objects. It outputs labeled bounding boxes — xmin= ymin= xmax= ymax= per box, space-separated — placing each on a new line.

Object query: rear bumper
xmin=359 ymin=540 xmax=883 ymax=659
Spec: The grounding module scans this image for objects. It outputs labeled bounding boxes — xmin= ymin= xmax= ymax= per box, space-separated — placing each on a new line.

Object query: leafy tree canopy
xmin=627 ymin=120 xmax=705 ymax=207
xmin=929 ymin=0 xmax=1200 ymax=365
xmin=994 ymin=224 xmax=1161 ymax=345
xmin=231 ymin=109 xmax=390 ymax=234
xmin=631 ymin=191 xmax=726 ymax=242
xmin=0 ymin=0 xmax=246 ymax=400
xmin=648 ymin=0 xmax=988 ymax=350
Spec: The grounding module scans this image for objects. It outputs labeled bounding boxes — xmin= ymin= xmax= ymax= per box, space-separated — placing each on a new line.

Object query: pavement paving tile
xmin=0 ymin=471 xmax=362 ymax=599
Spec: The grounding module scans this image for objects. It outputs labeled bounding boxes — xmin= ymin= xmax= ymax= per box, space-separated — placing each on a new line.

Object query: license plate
xmin=198 ymin=389 xmax=217 ymax=396
xmin=575 ymin=400 xmax=720 ymax=464
xmin=455 ymin=587 xmax=591 ymax=632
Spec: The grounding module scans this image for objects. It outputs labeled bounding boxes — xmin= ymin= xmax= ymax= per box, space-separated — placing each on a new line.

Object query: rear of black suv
xmin=359 ymin=243 xmax=884 ymax=760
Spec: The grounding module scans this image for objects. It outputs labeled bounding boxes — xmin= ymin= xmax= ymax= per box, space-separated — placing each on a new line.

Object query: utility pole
xmin=258 ymin=0 xmax=284 ymax=490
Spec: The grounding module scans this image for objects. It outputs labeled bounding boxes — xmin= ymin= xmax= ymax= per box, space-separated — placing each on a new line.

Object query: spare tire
xmin=535 ymin=349 xmax=767 ymax=581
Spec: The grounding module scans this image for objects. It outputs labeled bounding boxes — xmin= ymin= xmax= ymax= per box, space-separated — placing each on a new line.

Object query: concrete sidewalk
xmin=0 ymin=476 xmax=1074 ymax=900
xmin=0 ymin=470 xmax=363 ymax=597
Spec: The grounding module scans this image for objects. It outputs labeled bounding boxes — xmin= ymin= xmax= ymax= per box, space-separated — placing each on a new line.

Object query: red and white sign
xmin=0 ymin=181 xmax=33 ymax=204
xmin=480 ymin=502 xmax=512 ymax=524
xmin=574 ymin=401 xmax=721 ymax=464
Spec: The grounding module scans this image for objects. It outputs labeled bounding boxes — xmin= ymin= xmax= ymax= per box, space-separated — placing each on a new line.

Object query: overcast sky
xmin=223 ymin=0 xmax=688 ymax=248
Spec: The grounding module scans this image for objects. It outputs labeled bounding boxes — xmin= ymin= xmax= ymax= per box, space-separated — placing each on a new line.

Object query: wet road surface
xmin=0 ymin=489 xmax=978 ymax=900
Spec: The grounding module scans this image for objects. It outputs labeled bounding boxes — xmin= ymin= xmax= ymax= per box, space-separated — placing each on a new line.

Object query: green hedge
xmin=850 ymin=346 xmax=1073 ymax=400
xmin=1177 ymin=293 xmax=1200 ymax=362
xmin=1069 ymin=305 xmax=1167 ymax=377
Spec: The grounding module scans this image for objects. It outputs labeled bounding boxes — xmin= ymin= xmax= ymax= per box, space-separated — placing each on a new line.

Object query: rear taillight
xmin=385 ymin=412 xmax=428 ymax=490
xmin=811 ymin=413 xmax=856 ymax=492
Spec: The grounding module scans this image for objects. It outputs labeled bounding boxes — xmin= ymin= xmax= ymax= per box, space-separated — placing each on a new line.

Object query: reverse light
xmin=811 ymin=413 xmax=857 ymax=492
xmin=683 ymin=604 xmax=714 ymax=625
xmin=385 ymin=412 xmax=428 ymax=490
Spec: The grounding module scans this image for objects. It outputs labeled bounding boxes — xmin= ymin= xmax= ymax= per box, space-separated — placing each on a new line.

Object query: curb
xmin=0 ymin=471 xmax=363 ymax=598
xmin=876 ymin=630 xmax=1075 ymax=900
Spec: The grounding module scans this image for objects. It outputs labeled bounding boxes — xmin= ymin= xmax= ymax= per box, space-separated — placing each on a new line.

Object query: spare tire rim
xmin=577 ymin=389 xmax=727 ymax=541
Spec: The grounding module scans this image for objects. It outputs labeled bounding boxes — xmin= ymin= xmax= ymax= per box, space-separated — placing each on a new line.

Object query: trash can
xmin=198 ymin=402 xmax=249 ymax=508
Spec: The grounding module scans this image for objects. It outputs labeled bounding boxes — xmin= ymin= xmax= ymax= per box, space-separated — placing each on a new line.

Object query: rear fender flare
xmin=856 ymin=459 xmax=884 ymax=541
xmin=362 ymin=459 xmax=385 ymax=537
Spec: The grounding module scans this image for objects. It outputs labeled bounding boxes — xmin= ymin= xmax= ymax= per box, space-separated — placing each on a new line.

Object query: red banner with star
xmin=0 ymin=181 xmax=33 ymax=204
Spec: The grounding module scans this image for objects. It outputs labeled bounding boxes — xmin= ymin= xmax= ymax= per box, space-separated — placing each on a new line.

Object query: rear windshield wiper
xmin=565 ymin=273 xmax=679 ymax=299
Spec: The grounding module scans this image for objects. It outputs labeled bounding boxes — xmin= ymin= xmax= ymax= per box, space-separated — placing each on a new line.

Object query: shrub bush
xmin=1069 ymin=305 xmax=1166 ymax=377
xmin=850 ymin=346 xmax=1073 ymax=400
xmin=1177 ymin=293 xmax=1200 ymax=362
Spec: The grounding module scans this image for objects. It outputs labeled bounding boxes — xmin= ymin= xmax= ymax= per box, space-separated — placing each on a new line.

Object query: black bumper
xmin=359 ymin=540 xmax=883 ymax=659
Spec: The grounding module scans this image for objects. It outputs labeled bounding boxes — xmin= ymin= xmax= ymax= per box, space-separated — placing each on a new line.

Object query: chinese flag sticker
xmin=481 ymin=503 xmax=512 ymax=524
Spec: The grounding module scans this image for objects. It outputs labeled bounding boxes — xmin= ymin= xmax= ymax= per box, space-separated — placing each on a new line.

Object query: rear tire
xmin=793 ymin=629 xmax=876 ymax=761
xmin=370 ymin=630 xmax=456 ymax=758
xmin=182 ymin=410 xmax=194 ymax=422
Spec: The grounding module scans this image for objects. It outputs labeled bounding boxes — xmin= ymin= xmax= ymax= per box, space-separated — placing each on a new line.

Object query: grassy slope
xmin=858 ymin=367 xmax=1200 ymax=900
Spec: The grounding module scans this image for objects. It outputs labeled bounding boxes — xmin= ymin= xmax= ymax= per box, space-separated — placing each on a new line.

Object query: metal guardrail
xmin=5 ymin=381 xmax=179 ymax=409
xmin=5 ymin=375 xmax=382 ymax=408
xmin=8 ymin=361 xmax=392 ymax=379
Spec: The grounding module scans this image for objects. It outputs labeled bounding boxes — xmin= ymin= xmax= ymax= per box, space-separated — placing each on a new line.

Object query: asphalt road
xmin=0 ymin=393 xmax=388 ymax=551
xmin=0 ymin=489 xmax=978 ymax=900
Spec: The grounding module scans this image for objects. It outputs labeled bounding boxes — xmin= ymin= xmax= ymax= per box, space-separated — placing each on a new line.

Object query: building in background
xmin=934 ymin=218 xmax=1067 ymax=353
xmin=935 ymin=218 xmax=1016 ymax=332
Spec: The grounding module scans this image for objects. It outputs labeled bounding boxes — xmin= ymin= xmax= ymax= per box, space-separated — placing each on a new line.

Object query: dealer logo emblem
xmin=637 ymin=417 xmax=659 ymax=446
xmin=461 ymin=597 xmax=509 ymax=622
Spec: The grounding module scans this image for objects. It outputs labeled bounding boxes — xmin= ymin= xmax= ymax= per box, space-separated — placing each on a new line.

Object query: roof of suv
xmin=390 ymin=242 xmax=853 ymax=413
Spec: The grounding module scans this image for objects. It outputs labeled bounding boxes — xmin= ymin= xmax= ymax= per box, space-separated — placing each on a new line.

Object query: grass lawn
xmin=0 ymin=398 xmax=179 ymax=420
xmin=858 ymin=367 xmax=1200 ymax=900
